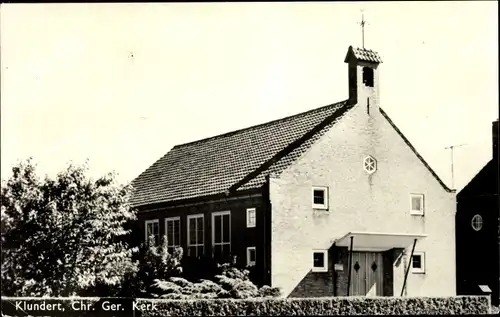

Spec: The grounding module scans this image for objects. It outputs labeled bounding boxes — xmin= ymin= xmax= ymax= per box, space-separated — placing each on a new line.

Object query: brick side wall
xmin=288 ymin=247 xmax=336 ymax=297
xmin=334 ymin=247 xmax=350 ymax=296
xmin=137 ymin=193 xmax=270 ymax=285
xmin=269 ymin=103 xmax=456 ymax=297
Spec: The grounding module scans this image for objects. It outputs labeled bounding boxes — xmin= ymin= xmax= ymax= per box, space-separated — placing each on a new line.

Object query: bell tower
xmin=344 ymin=46 xmax=383 ymax=114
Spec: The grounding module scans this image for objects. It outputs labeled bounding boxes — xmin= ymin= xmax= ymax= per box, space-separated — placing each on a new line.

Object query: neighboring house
xmin=456 ymin=119 xmax=499 ymax=306
xmin=130 ymin=46 xmax=457 ymax=298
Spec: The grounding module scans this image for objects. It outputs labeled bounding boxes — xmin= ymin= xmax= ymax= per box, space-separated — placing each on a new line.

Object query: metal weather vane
xmin=360 ymin=10 xmax=366 ymax=49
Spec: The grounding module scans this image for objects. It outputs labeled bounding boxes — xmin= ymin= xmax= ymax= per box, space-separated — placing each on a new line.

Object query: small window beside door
xmin=312 ymin=186 xmax=328 ymax=210
xmin=312 ymin=250 xmax=328 ymax=272
xmin=411 ymin=252 xmax=425 ymax=274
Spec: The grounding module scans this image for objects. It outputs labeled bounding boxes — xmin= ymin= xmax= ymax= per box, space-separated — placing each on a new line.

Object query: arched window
xmin=363 ymin=66 xmax=374 ymax=87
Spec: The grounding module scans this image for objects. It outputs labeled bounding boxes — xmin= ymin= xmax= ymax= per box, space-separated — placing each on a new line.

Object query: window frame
xmin=471 ymin=214 xmax=483 ymax=231
xmin=165 ymin=216 xmax=181 ymax=251
xmin=246 ymin=208 xmax=256 ymax=228
xmin=410 ymin=251 xmax=425 ymax=274
xmin=363 ymin=155 xmax=377 ymax=174
xmin=187 ymin=214 xmax=204 ymax=257
xmin=247 ymin=246 xmax=256 ymax=267
xmin=145 ymin=219 xmax=160 ymax=244
xmin=312 ymin=249 xmax=328 ymax=273
xmin=410 ymin=193 xmax=425 ymax=216
xmin=312 ymin=186 xmax=329 ymax=210
xmin=211 ymin=210 xmax=231 ymax=258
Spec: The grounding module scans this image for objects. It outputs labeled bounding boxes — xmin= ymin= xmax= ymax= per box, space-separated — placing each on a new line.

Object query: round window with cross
xmin=471 ymin=214 xmax=483 ymax=231
xmin=363 ymin=156 xmax=377 ymax=174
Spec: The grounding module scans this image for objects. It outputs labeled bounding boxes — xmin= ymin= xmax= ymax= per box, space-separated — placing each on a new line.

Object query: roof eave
xmin=132 ymin=186 xmax=264 ymax=212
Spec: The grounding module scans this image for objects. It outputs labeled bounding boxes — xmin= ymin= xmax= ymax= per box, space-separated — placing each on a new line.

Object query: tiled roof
xmin=130 ymin=100 xmax=351 ymax=207
xmin=237 ymin=113 xmax=345 ymax=192
xmin=344 ymin=46 xmax=383 ymax=64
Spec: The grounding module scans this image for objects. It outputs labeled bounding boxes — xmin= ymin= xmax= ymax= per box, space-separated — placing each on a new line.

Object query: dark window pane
xmin=197 ymin=246 xmax=204 ymax=257
xmin=213 ymin=245 xmax=222 ymax=261
xmin=222 ymin=214 xmax=230 ymax=243
xmin=313 ymin=252 xmax=325 ymax=267
xmin=197 ymin=218 xmax=204 ymax=244
xmin=249 ymin=249 xmax=256 ymax=262
xmin=313 ymin=190 xmax=324 ymax=205
xmin=188 ymin=246 xmax=196 ymax=257
xmin=222 ymin=244 xmax=231 ymax=258
xmin=174 ymin=220 xmax=180 ymax=245
xmin=214 ymin=215 xmax=222 ymax=243
xmin=189 ymin=219 xmax=196 ymax=245
xmin=167 ymin=231 xmax=173 ymax=246
xmin=412 ymin=255 xmax=421 ymax=268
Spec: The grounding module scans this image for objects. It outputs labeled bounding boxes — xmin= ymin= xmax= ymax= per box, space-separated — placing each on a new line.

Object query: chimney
xmin=344 ymin=46 xmax=383 ymax=116
xmin=493 ymin=119 xmax=499 ymax=161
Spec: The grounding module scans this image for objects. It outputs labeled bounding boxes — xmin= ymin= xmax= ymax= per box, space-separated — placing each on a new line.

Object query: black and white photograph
xmin=1 ymin=1 xmax=498 ymax=316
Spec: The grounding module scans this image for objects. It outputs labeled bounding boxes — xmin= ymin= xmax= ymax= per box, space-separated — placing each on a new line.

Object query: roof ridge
xmin=174 ymin=100 xmax=348 ymax=149
xmin=229 ymin=101 xmax=354 ymax=192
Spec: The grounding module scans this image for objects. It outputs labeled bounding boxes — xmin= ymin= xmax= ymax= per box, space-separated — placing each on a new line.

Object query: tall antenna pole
xmin=444 ymin=143 xmax=466 ymax=189
xmin=360 ymin=10 xmax=366 ymax=49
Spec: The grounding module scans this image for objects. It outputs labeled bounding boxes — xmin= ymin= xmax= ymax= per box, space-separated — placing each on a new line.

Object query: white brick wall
xmin=269 ymin=103 xmax=456 ymax=297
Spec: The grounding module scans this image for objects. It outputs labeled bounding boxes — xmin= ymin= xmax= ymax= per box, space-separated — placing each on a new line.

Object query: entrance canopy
xmin=334 ymin=231 xmax=427 ymax=252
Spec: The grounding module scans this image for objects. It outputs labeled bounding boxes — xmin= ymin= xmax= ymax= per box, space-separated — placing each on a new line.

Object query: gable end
xmin=379 ymin=108 xmax=454 ymax=193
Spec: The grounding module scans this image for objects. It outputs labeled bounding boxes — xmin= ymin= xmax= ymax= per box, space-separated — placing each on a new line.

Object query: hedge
xmin=1 ymin=295 xmax=491 ymax=316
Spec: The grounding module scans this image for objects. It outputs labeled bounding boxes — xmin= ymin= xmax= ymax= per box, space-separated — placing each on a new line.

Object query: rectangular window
xmin=411 ymin=252 xmax=425 ymax=274
xmin=187 ymin=214 xmax=204 ymax=257
xmin=212 ymin=211 xmax=231 ymax=262
xmin=312 ymin=250 xmax=328 ymax=272
xmin=312 ymin=186 xmax=328 ymax=209
xmin=410 ymin=194 xmax=424 ymax=215
xmin=165 ymin=217 xmax=181 ymax=253
xmin=145 ymin=219 xmax=160 ymax=245
xmin=247 ymin=247 xmax=256 ymax=267
xmin=246 ymin=208 xmax=256 ymax=228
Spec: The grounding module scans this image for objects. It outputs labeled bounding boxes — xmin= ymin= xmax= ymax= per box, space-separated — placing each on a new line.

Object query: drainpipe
xmin=347 ymin=236 xmax=354 ymax=296
xmin=400 ymin=239 xmax=417 ymax=296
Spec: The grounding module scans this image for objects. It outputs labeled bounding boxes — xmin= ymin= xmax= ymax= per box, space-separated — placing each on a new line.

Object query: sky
xmin=1 ymin=2 xmax=498 ymax=192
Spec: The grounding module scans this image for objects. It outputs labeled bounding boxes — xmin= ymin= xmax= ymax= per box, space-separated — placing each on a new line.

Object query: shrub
xmin=0 ymin=295 xmax=491 ymax=316
xmin=147 ymin=262 xmax=280 ymax=299
xmin=129 ymin=235 xmax=183 ymax=296
xmin=135 ymin=296 xmax=492 ymax=317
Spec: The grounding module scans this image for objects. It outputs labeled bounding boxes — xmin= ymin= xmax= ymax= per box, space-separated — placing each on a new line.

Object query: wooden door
xmin=349 ymin=252 xmax=384 ymax=296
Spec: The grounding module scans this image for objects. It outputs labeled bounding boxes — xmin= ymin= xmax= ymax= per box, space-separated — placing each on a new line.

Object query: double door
xmin=349 ymin=252 xmax=384 ymax=296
